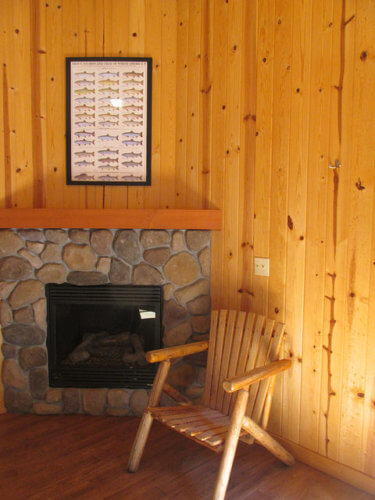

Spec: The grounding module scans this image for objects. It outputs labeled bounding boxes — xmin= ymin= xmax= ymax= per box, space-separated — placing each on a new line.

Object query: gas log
xmin=66 ymin=331 xmax=146 ymax=366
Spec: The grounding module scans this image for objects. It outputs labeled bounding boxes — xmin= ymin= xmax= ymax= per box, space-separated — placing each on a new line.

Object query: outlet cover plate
xmin=254 ymin=257 xmax=269 ymax=277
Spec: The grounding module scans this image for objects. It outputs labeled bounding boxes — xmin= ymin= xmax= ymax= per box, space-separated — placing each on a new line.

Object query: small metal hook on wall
xmin=328 ymin=159 xmax=342 ymax=169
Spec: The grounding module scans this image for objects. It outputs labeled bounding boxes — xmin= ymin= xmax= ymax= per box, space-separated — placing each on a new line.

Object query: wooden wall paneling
xmin=299 ymin=0 xmax=331 ymax=452
xmin=208 ymin=0 xmax=228 ymax=309
xmin=339 ymin=0 xmax=373 ymax=470
xmin=30 ymin=0 xmax=47 ymax=208
xmin=221 ymin=0 xmax=243 ymax=309
xmin=252 ymin=0 xmax=275 ymax=316
xmin=0 ymin=4 xmax=7 ymax=208
xmin=267 ymin=0 xmax=292 ymax=440
xmin=238 ymin=0 xmax=256 ymax=313
xmin=160 ymin=0 xmax=177 ymax=209
xmin=174 ymin=0 xmax=189 ymax=210
xmin=8 ymin=1 xmax=34 ymax=208
xmin=62 ymin=0 xmax=87 ymax=209
xmin=283 ymin=0 xmax=311 ymax=446
xmin=198 ymin=0 xmax=212 ymax=210
xmin=318 ymin=0 xmax=349 ymax=461
xmin=362 ymin=0 xmax=375 ymax=475
xmin=144 ymin=0 xmax=161 ymax=209
xmin=127 ymin=0 xmax=146 ymax=209
xmin=185 ymin=0 xmax=202 ymax=209
xmin=45 ymin=0 xmax=65 ymax=207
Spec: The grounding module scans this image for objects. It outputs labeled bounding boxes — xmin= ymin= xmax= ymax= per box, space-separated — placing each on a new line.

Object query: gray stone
xmin=3 ymin=359 xmax=27 ymax=389
xmin=19 ymin=346 xmax=47 ymax=370
xmin=109 ymin=258 xmax=131 ymax=284
xmin=113 ymin=230 xmax=141 ymax=264
xmin=18 ymin=229 xmax=44 ymax=241
xmin=13 ymin=306 xmax=33 ymax=324
xmin=18 ymin=248 xmax=43 ymax=269
xmin=140 ymin=230 xmax=170 ymax=248
xmin=33 ymin=402 xmax=61 ymax=415
xmin=163 ymin=321 xmax=192 ymax=347
xmin=129 ymin=389 xmax=148 ymax=417
xmin=191 ymin=315 xmax=210 ymax=333
xmin=96 ymin=257 xmax=111 ymax=274
xmin=106 ymin=408 xmax=131 ymax=416
xmin=108 ymin=389 xmax=131 ymax=408
xmin=91 ymin=229 xmax=113 ymax=256
xmin=29 ymin=368 xmax=48 ymax=399
xmin=186 ymin=230 xmax=210 ymax=251
xmin=33 ymin=298 xmax=47 ymax=330
xmin=36 ymin=263 xmax=67 ymax=284
xmin=143 ymin=247 xmax=170 ymax=267
xmin=46 ymin=388 xmax=62 ymax=403
xmin=0 ymin=256 xmax=32 ymax=281
xmin=9 ymin=280 xmax=44 ymax=309
xmin=1 ymin=343 xmax=17 ymax=359
xmin=175 ymin=279 xmax=210 ymax=305
xmin=44 ymin=229 xmax=68 ymax=244
xmin=164 ymin=252 xmax=199 ymax=286
xmin=63 ymin=243 xmax=96 ymax=271
xmin=198 ymin=247 xmax=210 ymax=276
xmin=41 ymin=242 xmax=61 ymax=262
xmin=163 ymin=283 xmax=175 ymax=301
xmin=172 ymin=231 xmax=185 ymax=251
xmin=0 ymin=281 xmax=16 ymax=299
xmin=167 ymin=363 xmax=195 ymax=389
xmin=26 ymin=241 xmax=45 ymax=254
xmin=67 ymin=271 xmax=108 ymax=286
xmin=187 ymin=295 xmax=210 ymax=315
xmin=132 ymin=263 xmax=163 ymax=285
xmin=2 ymin=323 xmax=46 ymax=346
xmin=82 ymin=389 xmax=107 ymax=415
xmin=63 ymin=388 xmax=80 ymax=413
xmin=0 ymin=230 xmax=24 ymax=256
xmin=4 ymin=387 xmax=33 ymax=412
xmin=162 ymin=300 xmax=187 ymax=328
xmin=0 ymin=300 xmax=12 ymax=326
xmin=69 ymin=229 xmax=90 ymax=243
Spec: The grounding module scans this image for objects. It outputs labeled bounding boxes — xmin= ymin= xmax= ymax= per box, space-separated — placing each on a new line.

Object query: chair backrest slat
xmin=208 ymin=310 xmax=228 ymax=408
xmin=205 ymin=310 xmax=286 ymax=426
xmin=202 ymin=310 xmax=219 ymax=406
xmin=251 ymin=322 xmax=286 ymax=424
xmin=221 ymin=311 xmax=247 ymax=415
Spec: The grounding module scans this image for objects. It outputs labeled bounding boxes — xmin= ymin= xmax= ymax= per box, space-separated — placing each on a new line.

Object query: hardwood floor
xmin=0 ymin=414 xmax=372 ymax=500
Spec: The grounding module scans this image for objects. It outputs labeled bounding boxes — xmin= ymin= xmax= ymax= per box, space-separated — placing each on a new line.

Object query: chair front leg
xmin=127 ymin=360 xmax=170 ymax=472
xmin=213 ymin=389 xmax=249 ymax=500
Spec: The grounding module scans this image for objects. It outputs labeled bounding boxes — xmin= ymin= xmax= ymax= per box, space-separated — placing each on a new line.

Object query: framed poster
xmin=66 ymin=57 xmax=152 ymax=186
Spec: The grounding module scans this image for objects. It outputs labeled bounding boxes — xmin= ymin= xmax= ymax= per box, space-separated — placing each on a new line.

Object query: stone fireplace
xmin=0 ymin=228 xmax=210 ymax=416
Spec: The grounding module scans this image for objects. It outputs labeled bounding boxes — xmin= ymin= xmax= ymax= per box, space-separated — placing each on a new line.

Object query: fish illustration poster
xmin=66 ymin=57 xmax=152 ymax=185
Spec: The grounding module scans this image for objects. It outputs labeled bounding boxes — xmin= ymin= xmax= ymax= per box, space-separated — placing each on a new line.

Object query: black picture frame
xmin=66 ymin=57 xmax=152 ymax=186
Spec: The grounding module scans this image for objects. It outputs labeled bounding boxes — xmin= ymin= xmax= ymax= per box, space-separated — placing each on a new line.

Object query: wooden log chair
xmin=128 ymin=310 xmax=295 ymax=500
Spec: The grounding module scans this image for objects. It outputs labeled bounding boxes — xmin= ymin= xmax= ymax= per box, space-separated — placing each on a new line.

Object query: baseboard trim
xmin=271 ymin=433 xmax=375 ymax=495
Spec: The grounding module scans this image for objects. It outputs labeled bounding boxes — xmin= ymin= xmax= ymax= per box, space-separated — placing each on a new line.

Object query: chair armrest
xmin=146 ymin=340 xmax=209 ymax=363
xmin=223 ymin=359 xmax=292 ymax=393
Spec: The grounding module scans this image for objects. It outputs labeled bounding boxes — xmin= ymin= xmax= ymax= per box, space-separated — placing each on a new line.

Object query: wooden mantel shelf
xmin=0 ymin=208 xmax=222 ymax=230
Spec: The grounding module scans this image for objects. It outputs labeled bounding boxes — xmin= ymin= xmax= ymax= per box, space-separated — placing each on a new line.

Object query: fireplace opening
xmin=46 ymin=283 xmax=162 ymax=389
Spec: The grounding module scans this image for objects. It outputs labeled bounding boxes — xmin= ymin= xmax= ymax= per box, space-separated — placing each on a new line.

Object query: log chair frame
xmin=127 ymin=310 xmax=295 ymax=500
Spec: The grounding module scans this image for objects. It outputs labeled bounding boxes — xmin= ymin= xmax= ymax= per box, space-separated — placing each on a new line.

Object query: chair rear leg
xmin=127 ymin=411 xmax=154 ymax=472
xmin=213 ymin=389 xmax=249 ymax=500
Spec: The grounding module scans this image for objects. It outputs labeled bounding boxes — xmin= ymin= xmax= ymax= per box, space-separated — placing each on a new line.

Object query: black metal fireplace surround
xmin=46 ymin=284 xmax=162 ymax=389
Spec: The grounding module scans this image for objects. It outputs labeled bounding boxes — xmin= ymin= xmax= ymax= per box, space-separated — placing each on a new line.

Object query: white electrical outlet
xmin=254 ymin=257 xmax=269 ymax=276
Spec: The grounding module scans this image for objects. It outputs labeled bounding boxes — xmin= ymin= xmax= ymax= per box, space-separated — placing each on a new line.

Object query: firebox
xmin=46 ymin=283 xmax=162 ymax=389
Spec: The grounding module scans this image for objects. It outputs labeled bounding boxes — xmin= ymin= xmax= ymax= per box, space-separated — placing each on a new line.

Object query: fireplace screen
xmin=46 ymin=284 xmax=162 ymax=388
